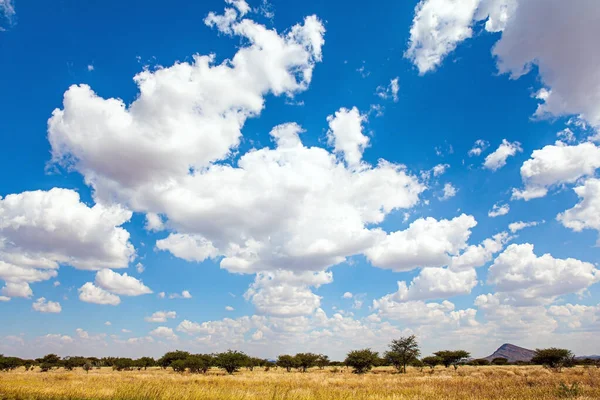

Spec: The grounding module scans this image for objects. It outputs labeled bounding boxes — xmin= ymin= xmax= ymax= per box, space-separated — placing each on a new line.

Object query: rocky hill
xmin=484 ymin=343 xmax=535 ymax=363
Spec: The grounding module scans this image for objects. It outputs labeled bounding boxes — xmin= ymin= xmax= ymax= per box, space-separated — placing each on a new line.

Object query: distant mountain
xmin=484 ymin=343 xmax=535 ymax=363
xmin=575 ymin=355 xmax=600 ymax=360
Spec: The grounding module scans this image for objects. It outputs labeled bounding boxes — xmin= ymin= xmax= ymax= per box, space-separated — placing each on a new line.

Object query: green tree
xmin=185 ymin=354 xmax=213 ymax=374
xmin=531 ymin=348 xmax=574 ymax=371
xmin=491 ymin=357 xmax=508 ymax=365
xmin=422 ymin=356 xmax=441 ymax=370
xmin=158 ymin=351 xmax=190 ymax=369
xmin=344 ymin=349 xmax=378 ymax=374
xmin=277 ymin=355 xmax=298 ymax=372
xmin=469 ymin=359 xmax=490 ymax=366
xmin=83 ymin=362 xmax=93 ymax=373
xmin=433 ymin=350 xmax=470 ymax=369
xmin=316 ymin=354 xmax=330 ymax=370
xmin=215 ymin=350 xmax=247 ymax=375
xmin=137 ymin=357 xmax=156 ymax=370
xmin=294 ymin=353 xmax=320 ymax=372
xmin=171 ymin=359 xmax=186 ymax=373
xmin=384 ymin=335 xmax=421 ymax=373
xmin=113 ymin=358 xmax=134 ymax=371
xmin=40 ymin=354 xmax=61 ymax=367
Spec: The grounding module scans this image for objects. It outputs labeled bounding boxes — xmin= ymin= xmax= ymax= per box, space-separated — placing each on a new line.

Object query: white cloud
xmin=225 ymin=0 xmax=250 ymax=16
xmin=87 ymin=64 xmax=94 ymax=71
xmin=78 ymin=282 xmax=121 ymax=306
xmin=53 ymin=281 xmax=60 ymax=287
xmin=0 ymin=296 xmax=9 ymax=301
xmin=0 ymin=0 xmax=16 ymax=28
xmin=342 ymin=292 xmax=353 ymax=299
xmin=326 ymin=107 xmax=369 ymax=168
xmin=145 ymin=311 xmax=177 ymax=323
xmin=104 ymin=321 xmax=111 ymax=326
xmin=468 ymin=139 xmax=489 ymax=157
xmin=1 ymin=281 xmax=32 ymax=298
xmin=150 ymin=326 xmax=178 ymax=340
xmin=513 ymin=141 xmax=600 ymax=200
xmin=487 ymin=243 xmax=600 ymax=305
xmin=145 ymin=213 xmax=164 ymax=232
xmin=136 ymin=263 xmax=145 ymax=274
xmin=225 ymin=306 xmax=234 ymax=311
xmin=439 ymin=183 xmax=457 ymax=200
xmin=557 ymin=128 xmax=576 ymax=143
xmin=156 ymin=234 xmax=218 ymax=263
xmin=483 ymin=139 xmax=522 ymax=171
xmin=0 ymin=188 xmax=134 ymax=271
xmin=557 ymin=178 xmax=600 ymax=241
xmin=366 ymin=214 xmax=477 ymax=272
xmin=95 ymin=269 xmax=152 ymax=296
xmin=488 ymin=202 xmax=509 ymax=218
xmin=432 ymin=163 xmax=449 ymax=177
xmin=449 ymin=232 xmax=509 ymax=271
xmin=158 ymin=292 xmax=165 ymax=299
xmin=405 ymin=0 xmax=481 ymax=74
xmin=121 ymin=329 xmax=131 ymax=333
xmin=508 ymin=221 xmax=541 ymax=233
xmin=169 ymin=290 xmax=192 ymax=299
xmin=376 ymin=77 xmax=399 ymax=102
xmin=390 ymin=267 xmax=478 ymax=302
xmin=32 ymin=297 xmax=62 ymax=313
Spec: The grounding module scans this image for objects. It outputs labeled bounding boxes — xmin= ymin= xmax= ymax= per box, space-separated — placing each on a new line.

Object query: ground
xmin=0 ymin=366 xmax=599 ymax=399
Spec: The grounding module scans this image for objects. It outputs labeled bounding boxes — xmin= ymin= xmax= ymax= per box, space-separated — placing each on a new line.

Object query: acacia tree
xmin=215 ymin=350 xmax=247 ymax=375
xmin=345 ymin=349 xmax=378 ymax=374
xmin=422 ymin=356 xmax=441 ymax=370
xmin=294 ymin=353 xmax=320 ymax=372
xmin=137 ymin=357 xmax=156 ymax=370
xmin=531 ymin=348 xmax=574 ymax=372
xmin=433 ymin=350 xmax=470 ymax=370
xmin=158 ymin=351 xmax=190 ymax=369
xmin=316 ymin=354 xmax=330 ymax=370
xmin=384 ymin=335 xmax=421 ymax=373
xmin=277 ymin=355 xmax=298 ymax=372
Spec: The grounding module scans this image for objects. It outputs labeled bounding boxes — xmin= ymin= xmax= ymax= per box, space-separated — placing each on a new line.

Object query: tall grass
xmin=0 ymin=365 xmax=599 ymax=400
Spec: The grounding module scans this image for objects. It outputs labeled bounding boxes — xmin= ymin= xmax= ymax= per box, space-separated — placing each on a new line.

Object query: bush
xmin=171 ymin=359 xmax=186 ymax=373
xmin=185 ymin=354 xmax=213 ymax=374
xmin=294 ymin=353 xmax=320 ymax=372
xmin=345 ymin=349 xmax=378 ymax=374
xmin=531 ymin=348 xmax=574 ymax=371
xmin=491 ymin=357 xmax=508 ymax=365
xmin=277 ymin=355 xmax=298 ymax=372
xmin=215 ymin=350 xmax=247 ymax=375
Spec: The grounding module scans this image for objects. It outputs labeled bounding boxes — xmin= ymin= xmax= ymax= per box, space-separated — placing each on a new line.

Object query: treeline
xmin=1 ymin=336 xmax=597 ymax=374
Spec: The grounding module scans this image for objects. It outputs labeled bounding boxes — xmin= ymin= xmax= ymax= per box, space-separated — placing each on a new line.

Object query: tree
xmin=491 ymin=357 xmax=508 ymax=366
xmin=83 ymin=362 xmax=93 ymax=373
xmin=113 ymin=358 xmax=134 ymax=371
xmin=531 ymin=348 xmax=574 ymax=371
xmin=422 ymin=356 xmax=441 ymax=370
xmin=433 ymin=350 xmax=470 ymax=370
xmin=158 ymin=351 xmax=190 ymax=369
xmin=344 ymin=349 xmax=378 ymax=374
xmin=245 ymin=357 xmax=262 ymax=371
xmin=469 ymin=359 xmax=490 ymax=366
xmin=316 ymin=354 xmax=330 ymax=370
xmin=40 ymin=354 xmax=61 ymax=367
xmin=171 ymin=359 xmax=186 ymax=373
xmin=137 ymin=357 xmax=156 ymax=370
xmin=384 ymin=335 xmax=421 ymax=373
xmin=294 ymin=353 xmax=320 ymax=372
xmin=215 ymin=350 xmax=247 ymax=375
xmin=277 ymin=355 xmax=298 ymax=372
xmin=185 ymin=354 xmax=213 ymax=374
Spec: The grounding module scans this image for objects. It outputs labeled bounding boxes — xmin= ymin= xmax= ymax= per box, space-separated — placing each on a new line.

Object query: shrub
xmin=171 ymin=359 xmax=186 ymax=373
xmin=491 ymin=357 xmax=508 ymax=365
xmin=185 ymin=354 xmax=213 ymax=374
xmin=531 ymin=348 xmax=574 ymax=372
xmin=345 ymin=349 xmax=378 ymax=374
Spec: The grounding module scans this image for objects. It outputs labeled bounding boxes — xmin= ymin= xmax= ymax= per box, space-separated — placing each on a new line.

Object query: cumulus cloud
xmin=342 ymin=292 xmax=353 ymax=299
xmin=149 ymin=326 xmax=178 ymax=340
xmin=366 ymin=214 xmax=477 ymax=272
xmin=488 ymin=203 xmax=509 ymax=218
xmin=439 ymin=183 xmax=457 ymax=200
xmin=145 ymin=311 xmax=177 ymax=323
xmin=487 ymin=243 xmax=600 ymax=305
xmin=557 ymin=178 xmax=600 ymax=241
xmin=376 ymin=77 xmax=399 ymax=102
xmin=449 ymin=232 xmax=510 ymax=271
xmin=513 ymin=141 xmax=600 ymax=200
xmin=326 ymin=107 xmax=369 ymax=168
xmin=32 ymin=297 xmax=62 ymax=313
xmin=94 ymin=269 xmax=152 ymax=296
xmin=1 ymin=281 xmax=32 ymax=298
xmin=169 ymin=290 xmax=192 ymax=299
xmin=145 ymin=213 xmax=164 ymax=232
xmin=78 ymin=282 xmax=121 ymax=306
xmin=390 ymin=267 xmax=478 ymax=302
xmin=483 ymin=139 xmax=522 ymax=171
xmin=508 ymin=221 xmax=542 ymax=233
xmin=225 ymin=306 xmax=234 ymax=311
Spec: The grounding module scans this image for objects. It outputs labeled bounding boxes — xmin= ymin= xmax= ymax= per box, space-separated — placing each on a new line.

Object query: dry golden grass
xmin=1 ymin=365 xmax=599 ymax=400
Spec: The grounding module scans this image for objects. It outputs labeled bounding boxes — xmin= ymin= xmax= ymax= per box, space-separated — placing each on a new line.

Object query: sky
xmin=1 ymin=0 xmax=599 ymax=361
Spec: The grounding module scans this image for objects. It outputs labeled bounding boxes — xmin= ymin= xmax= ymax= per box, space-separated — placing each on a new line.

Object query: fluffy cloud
xmin=449 ymin=232 xmax=509 ymax=271
xmin=169 ymin=290 xmax=192 ymax=299
xmin=94 ymin=269 xmax=152 ymax=296
xmin=513 ymin=141 xmax=600 ymax=200
xmin=488 ymin=203 xmax=509 ymax=218
xmin=508 ymin=221 xmax=541 ymax=233
xmin=149 ymin=326 xmax=178 ymax=340
xmin=1 ymin=281 xmax=32 ymax=298
xmin=145 ymin=311 xmax=177 ymax=323
xmin=439 ymin=183 xmax=457 ymax=200
xmin=78 ymin=282 xmax=121 ymax=306
xmin=483 ymin=139 xmax=522 ymax=171
xmin=366 ymin=214 xmax=476 ymax=272
xmin=391 ymin=267 xmax=478 ymax=301
xmin=487 ymin=243 xmax=600 ymax=305
xmin=342 ymin=292 xmax=353 ymax=299
xmin=557 ymin=179 xmax=600 ymax=240
xmin=326 ymin=107 xmax=369 ymax=168
xmin=376 ymin=77 xmax=399 ymax=102
xmin=32 ymin=297 xmax=62 ymax=313
xmin=405 ymin=0 xmax=481 ymax=74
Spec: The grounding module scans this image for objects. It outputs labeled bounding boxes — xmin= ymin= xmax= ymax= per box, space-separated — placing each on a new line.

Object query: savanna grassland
xmin=1 ymin=366 xmax=599 ymax=400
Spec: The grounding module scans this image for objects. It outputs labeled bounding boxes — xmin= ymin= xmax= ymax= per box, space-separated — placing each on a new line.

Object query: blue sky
xmin=1 ymin=0 xmax=599 ymax=360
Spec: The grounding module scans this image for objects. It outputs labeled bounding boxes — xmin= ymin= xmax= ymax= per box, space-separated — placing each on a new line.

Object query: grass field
xmin=1 ymin=366 xmax=599 ymax=400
